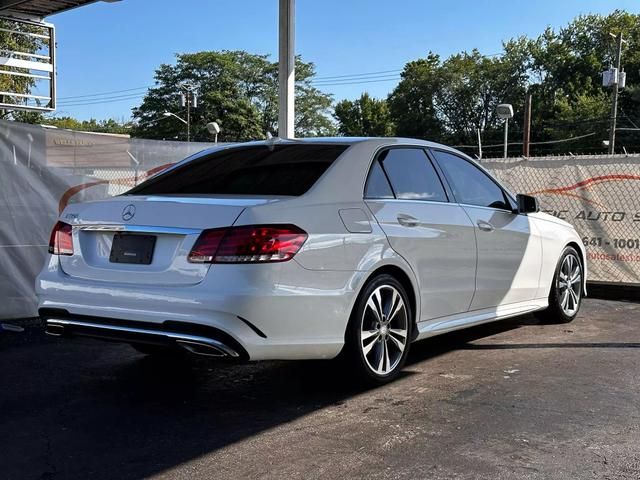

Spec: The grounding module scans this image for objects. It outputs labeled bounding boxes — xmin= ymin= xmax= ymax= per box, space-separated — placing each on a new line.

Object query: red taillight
xmin=187 ymin=228 xmax=227 ymax=263
xmin=188 ymin=225 xmax=307 ymax=264
xmin=48 ymin=221 xmax=74 ymax=256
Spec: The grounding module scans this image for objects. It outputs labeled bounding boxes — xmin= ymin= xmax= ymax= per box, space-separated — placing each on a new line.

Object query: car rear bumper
xmin=41 ymin=308 xmax=247 ymax=358
xmin=36 ymin=257 xmax=363 ymax=360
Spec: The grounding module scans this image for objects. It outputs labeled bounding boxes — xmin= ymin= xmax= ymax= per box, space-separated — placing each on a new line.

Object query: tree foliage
xmin=387 ymin=54 xmax=443 ymax=140
xmin=131 ymin=51 xmax=335 ymax=141
xmin=339 ymin=10 xmax=640 ymax=155
xmin=9 ymin=112 xmax=132 ymax=134
xmin=334 ymin=92 xmax=393 ymax=136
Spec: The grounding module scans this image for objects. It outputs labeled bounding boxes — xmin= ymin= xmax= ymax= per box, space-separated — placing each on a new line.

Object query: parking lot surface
xmin=1 ymin=297 xmax=639 ymax=480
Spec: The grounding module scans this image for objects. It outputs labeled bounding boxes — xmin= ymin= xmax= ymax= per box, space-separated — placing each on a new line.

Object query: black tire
xmin=130 ymin=343 xmax=184 ymax=357
xmin=535 ymin=246 xmax=583 ymax=324
xmin=343 ymin=274 xmax=413 ymax=385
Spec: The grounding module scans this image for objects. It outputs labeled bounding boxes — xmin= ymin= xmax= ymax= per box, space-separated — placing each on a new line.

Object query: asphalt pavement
xmin=1 ymin=297 xmax=639 ymax=479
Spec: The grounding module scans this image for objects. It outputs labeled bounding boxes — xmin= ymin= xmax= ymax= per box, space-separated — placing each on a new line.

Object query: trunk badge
xmin=122 ymin=204 xmax=136 ymax=221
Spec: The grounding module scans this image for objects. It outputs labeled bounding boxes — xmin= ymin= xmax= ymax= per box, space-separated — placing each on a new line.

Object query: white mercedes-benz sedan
xmin=37 ymin=138 xmax=586 ymax=384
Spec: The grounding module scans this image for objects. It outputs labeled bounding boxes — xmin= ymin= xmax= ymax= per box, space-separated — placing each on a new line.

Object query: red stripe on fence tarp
xmin=57 ymin=163 xmax=175 ymax=214
xmin=530 ymin=174 xmax=640 ymax=195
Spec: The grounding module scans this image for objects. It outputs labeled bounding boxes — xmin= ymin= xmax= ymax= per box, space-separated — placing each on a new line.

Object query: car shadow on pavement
xmin=1 ymin=315 xmax=532 ymax=480
xmin=406 ymin=314 xmax=537 ymax=365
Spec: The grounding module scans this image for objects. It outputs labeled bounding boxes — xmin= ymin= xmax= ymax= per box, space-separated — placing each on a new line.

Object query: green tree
xmin=334 ymin=92 xmax=393 ymax=136
xmin=387 ymin=53 xmax=444 ymax=140
xmin=13 ymin=114 xmax=132 ymax=134
xmin=526 ymin=10 xmax=640 ymax=152
xmin=385 ymin=10 xmax=640 ymax=155
xmin=433 ymin=44 xmax=528 ymax=146
xmin=131 ymin=50 xmax=334 ymax=141
xmin=387 ymin=48 xmax=528 ymax=151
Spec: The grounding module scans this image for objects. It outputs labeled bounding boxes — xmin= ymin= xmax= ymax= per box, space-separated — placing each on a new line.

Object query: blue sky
xmin=50 ymin=0 xmax=639 ymax=120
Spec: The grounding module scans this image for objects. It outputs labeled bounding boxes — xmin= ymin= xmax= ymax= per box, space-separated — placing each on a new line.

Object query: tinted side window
xmin=432 ymin=150 xmax=510 ymax=210
xmin=379 ymin=148 xmax=448 ymax=202
xmin=365 ymin=160 xmax=394 ymax=198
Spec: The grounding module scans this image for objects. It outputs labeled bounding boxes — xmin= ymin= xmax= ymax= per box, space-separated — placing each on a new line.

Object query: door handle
xmin=397 ymin=214 xmax=420 ymax=227
xmin=477 ymin=220 xmax=495 ymax=232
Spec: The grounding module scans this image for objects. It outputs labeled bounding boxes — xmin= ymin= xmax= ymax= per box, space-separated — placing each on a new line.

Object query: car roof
xmin=200 ymin=136 xmax=458 ymax=152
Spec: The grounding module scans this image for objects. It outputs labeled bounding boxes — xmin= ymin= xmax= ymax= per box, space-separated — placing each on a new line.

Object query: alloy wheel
xmin=558 ymin=253 xmax=581 ymax=316
xmin=360 ymin=285 xmax=409 ymax=375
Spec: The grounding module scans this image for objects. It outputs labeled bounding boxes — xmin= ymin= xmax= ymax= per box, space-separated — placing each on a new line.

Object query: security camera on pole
xmin=496 ymin=104 xmax=514 ymax=159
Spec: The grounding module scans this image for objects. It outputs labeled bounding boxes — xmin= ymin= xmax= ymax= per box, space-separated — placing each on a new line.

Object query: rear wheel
xmin=343 ymin=274 xmax=412 ymax=385
xmin=536 ymin=246 xmax=583 ymax=324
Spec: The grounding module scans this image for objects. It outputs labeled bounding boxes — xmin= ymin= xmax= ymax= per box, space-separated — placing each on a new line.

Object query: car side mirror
xmin=516 ymin=194 xmax=539 ymax=214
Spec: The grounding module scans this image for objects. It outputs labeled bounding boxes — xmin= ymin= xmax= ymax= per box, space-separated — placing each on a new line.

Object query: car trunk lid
xmin=58 ymin=195 xmax=282 ymax=286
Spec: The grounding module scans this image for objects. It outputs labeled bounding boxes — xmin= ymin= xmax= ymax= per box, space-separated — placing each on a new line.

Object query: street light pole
xmin=503 ymin=119 xmax=509 ymax=159
xmin=496 ymin=104 xmax=514 ymax=159
xmin=522 ymin=91 xmax=532 ymax=157
xmin=162 ymin=111 xmax=188 ymax=141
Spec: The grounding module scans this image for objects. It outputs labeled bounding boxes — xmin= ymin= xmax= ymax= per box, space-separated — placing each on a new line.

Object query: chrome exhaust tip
xmin=176 ymin=340 xmax=228 ymax=357
xmin=46 ymin=323 xmax=65 ymax=336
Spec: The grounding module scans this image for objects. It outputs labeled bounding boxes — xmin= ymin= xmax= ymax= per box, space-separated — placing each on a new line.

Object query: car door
xmin=364 ymin=147 xmax=477 ymax=321
xmin=430 ymin=149 xmax=542 ymax=310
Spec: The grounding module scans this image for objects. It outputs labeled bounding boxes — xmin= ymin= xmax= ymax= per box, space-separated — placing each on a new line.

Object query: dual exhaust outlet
xmin=45 ymin=318 xmax=240 ymax=358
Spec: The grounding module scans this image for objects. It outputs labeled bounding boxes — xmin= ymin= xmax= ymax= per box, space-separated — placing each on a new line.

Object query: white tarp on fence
xmin=1 ymin=120 xmax=638 ymax=319
xmin=0 ymin=120 xmax=216 ymax=319
xmin=484 ymin=154 xmax=640 ymax=286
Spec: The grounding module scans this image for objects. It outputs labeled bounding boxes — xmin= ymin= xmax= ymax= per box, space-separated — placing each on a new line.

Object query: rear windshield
xmin=127 ymin=144 xmax=349 ymax=196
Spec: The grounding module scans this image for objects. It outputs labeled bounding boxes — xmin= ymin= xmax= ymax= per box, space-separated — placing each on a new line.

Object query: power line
xmin=454 ymin=132 xmax=597 ymax=148
xmin=540 ymin=116 xmax=610 ymax=128
xmin=312 ymin=75 xmax=400 ymax=86
xmin=58 ymin=93 xmax=146 ymax=107
xmin=530 ymin=132 xmax=597 ymax=145
xmin=52 ymin=50 xmax=510 ymax=104
xmin=56 ymin=69 xmax=405 ymax=104
xmin=58 ymin=92 xmax=148 ymax=104
xmin=312 ymin=73 xmax=400 ymax=83
xmin=58 ymin=86 xmax=151 ymax=100
xmin=313 ymin=68 xmax=402 ymax=80
xmin=56 ymin=77 xmax=403 ymax=108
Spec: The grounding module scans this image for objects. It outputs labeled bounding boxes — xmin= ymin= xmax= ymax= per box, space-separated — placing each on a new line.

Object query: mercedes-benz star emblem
xmin=122 ymin=204 xmax=136 ymax=222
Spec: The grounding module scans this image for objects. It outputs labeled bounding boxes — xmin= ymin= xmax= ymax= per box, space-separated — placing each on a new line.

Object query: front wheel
xmin=536 ymin=246 xmax=583 ymax=324
xmin=343 ymin=274 xmax=412 ymax=385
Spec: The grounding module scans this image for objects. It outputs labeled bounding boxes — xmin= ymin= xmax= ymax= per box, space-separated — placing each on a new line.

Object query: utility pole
xmin=179 ymin=83 xmax=198 ymax=142
xmin=522 ymin=91 xmax=532 ymax=157
xmin=186 ymin=92 xmax=191 ymax=143
xmin=608 ymin=32 xmax=623 ymax=155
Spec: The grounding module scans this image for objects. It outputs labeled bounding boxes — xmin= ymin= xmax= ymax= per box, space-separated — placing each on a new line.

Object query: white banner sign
xmin=484 ymin=155 xmax=640 ymax=286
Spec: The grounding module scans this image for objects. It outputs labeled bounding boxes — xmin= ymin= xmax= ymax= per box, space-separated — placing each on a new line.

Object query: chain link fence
xmin=482 ymin=154 xmax=640 ymax=286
